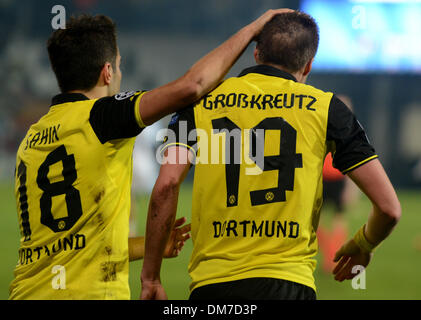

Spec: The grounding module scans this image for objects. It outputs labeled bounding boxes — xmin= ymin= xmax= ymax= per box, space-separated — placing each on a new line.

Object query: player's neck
xmin=259 ymin=62 xmax=306 ymax=83
xmin=68 ymin=86 xmax=109 ymax=100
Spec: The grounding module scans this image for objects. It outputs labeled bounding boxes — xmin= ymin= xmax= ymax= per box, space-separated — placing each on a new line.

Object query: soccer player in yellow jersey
xmin=141 ymin=11 xmax=401 ymax=300
xmin=10 ymin=10 xmax=289 ymax=300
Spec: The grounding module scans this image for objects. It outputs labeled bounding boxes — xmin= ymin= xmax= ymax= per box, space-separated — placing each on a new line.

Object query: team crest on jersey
xmin=114 ymin=91 xmax=136 ymax=100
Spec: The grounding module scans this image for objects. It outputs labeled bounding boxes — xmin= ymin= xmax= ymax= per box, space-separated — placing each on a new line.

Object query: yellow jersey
xmin=10 ymin=91 xmax=146 ymax=299
xmin=161 ymin=65 xmax=377 ymax=292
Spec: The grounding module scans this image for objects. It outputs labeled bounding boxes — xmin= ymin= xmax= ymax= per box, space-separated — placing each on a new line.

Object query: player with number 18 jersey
xmin=10 ymin=91 xmax=146 ymax=299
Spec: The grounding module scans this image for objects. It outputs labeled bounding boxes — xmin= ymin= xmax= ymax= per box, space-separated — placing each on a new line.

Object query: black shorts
xmin=323 ymin=179 xmax=346 ymax=213
xmin=189 ymin=277 xmax=316 ymax=300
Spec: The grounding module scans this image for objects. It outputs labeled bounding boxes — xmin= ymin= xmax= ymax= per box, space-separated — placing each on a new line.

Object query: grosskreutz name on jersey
xmin=201 ymin=93 xmax=317 ymax=111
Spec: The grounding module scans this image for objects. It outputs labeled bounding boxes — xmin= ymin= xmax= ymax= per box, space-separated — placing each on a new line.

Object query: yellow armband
xmin=353 ymin=224 xmax=377 ymax=253
xmin=134 ymin=91 xmax=147 ymax=128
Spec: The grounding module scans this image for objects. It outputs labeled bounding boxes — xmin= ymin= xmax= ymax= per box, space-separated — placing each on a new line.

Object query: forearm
xmin=184 ymin=9 xmax=295 ymax=97
xmin=183 ymin=23 xmax=259 ymax=99
xmin=139 ymin=9 xmax=292 ymax=125
xmin=141 ymin=182 xmax=180 ymax=281
xmin=364 ymin=204 xmax=400 ymax=247
xmin=128 ymin=237 xmax=145 ymax=262
xmin=348 ymin=159 xmax=401 ymax=249
xmin=139 ymin=25 xmax=257 ymax=125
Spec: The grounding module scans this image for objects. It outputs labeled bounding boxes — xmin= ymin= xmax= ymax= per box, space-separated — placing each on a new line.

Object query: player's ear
xmin=253 ymin=47 xmax=260 ymax=64
xmin=303 ymin=58 xmax=313 ymax=77
xmin=101 ymin=62 xmax=113 ymax=85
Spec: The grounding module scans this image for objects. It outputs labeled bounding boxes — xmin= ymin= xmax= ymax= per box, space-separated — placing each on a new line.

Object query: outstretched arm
xmin=333 ymin=159 xmax=401 ymax=281
xmin=137 ymin=9 xmax=293 ymax=126
xmin=140 ymin=147 xmax=192 ymax=300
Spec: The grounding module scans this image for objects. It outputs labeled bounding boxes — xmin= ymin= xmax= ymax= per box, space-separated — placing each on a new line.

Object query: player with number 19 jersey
xmin=10 ymin=91 xmax=146 ymax=299
xmin=161 ymin=65 xmax=378 ymax=293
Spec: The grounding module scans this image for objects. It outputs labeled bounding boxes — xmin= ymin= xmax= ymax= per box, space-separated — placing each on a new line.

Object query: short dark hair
xmin=47 ymin=14 xmax=118 ymax=93
xmin=256 ymin=11 xmax=319 ymax=73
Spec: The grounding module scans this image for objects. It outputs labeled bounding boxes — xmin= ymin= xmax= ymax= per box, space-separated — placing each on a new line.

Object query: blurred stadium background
xmin=0 ymin=0 xmax=420 ymax=300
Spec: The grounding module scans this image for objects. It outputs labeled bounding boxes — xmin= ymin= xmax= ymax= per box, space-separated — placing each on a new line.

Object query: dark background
xmin=0 ymin=0 xmax=420 ymax=188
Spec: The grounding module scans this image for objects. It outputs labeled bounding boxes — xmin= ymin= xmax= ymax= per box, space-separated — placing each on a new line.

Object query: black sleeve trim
xmin=159 ymin=106 xmax=197 ymax=155
xmin=89 ymin=91 xmax=144 ymax=144
xmin=342 ymin=155 xmax=378 ymax=174
xmin=326 ymin=95 xmax=377 ymax=173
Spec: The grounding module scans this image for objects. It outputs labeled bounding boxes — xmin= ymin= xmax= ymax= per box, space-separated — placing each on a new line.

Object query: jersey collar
xmin=51 ymin=93 xmax=90 ymax=106
xmin=239 ymin=65 xmax=297 ymax=82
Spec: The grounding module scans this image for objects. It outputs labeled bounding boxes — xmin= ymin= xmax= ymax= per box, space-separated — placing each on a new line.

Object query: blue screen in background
xmin=300 ymin=0 xmax=421 ymax=73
